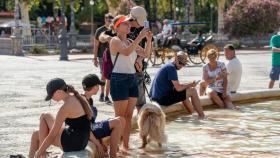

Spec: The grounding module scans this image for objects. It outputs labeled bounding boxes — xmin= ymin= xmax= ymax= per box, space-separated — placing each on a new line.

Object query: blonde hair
xmin=207 ymin=49 xmax=218 ymax=59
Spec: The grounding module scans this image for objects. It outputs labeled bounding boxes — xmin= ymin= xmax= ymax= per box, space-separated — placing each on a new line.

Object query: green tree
xmin=13 ymin=0 xmax=82 ymax=36
xmin=224 ymin=0 xmax=280 ymax=46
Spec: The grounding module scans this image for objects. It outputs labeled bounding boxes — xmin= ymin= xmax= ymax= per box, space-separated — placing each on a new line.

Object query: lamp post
xmin=59 ymin=0 xmax=68 ymax=60
xmin=175 ymin=7 xmax=179 ymax=21
xmin=69 ymin=0 xmax=77 ymax=48
xmin=90 ymin=0 xmax=94 ymax=36
xmin=210 ymin=3 xmax=214 ymax=34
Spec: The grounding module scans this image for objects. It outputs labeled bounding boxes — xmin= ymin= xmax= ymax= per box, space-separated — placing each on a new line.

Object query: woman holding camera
xmin=109 ymin=15 xmax=152 ymax=150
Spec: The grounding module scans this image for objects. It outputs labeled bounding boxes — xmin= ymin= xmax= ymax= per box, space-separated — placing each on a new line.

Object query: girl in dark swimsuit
xmin=28 ymin=78 xmax=100 ymax=158
xmin=82 ymin=74 xmax=125 ymax=158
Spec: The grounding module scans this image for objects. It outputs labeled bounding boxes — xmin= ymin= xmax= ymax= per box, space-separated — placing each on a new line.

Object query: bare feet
xmin=198 ymin=115 xmax=205 ymax=119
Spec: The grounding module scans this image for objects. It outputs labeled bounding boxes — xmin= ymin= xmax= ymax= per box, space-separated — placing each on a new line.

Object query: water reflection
xmin=124 ymin=100 xmax=280 ymax=157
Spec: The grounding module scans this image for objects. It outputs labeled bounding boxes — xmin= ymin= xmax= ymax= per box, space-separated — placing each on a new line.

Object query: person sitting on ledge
xmin=81 ymin=74 xmax=124 ymax=158
xmin=224 ymin=44 xmax=242 ymax=94
xmin=150 ymin=51 xmax=205 ymax=119
xmin=201 ymin=49 xmax=237 ymax=109
xmin=28 ymin=78 xmax=98 ymax=158
xmin=199 ymin=44 xmax=242 ymax=95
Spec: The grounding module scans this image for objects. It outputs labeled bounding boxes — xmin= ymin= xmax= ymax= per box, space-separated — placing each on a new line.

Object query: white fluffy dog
xmin=137 ymin=103 xmax=167 ymax=148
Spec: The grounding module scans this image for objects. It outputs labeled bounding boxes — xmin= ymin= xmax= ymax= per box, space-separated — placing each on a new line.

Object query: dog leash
xmin=143 ymin=82 xmax=153 ymax=102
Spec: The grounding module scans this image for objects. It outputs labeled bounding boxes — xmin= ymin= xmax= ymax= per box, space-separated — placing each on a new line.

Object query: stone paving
xmin=0 ymin=50 xmax=274 ymax=157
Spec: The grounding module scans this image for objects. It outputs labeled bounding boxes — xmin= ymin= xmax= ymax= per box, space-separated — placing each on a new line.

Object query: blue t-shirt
xmin=150 ymin=63 xmax=178 ymax=99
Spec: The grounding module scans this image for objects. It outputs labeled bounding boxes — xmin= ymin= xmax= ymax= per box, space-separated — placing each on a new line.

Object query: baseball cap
xmin=128 ymin=6 xmax=147 ymax=26
xmin=82 ymin=74 xmax=105 ymax=90
xmin=45 ymin=78 xmax=67 ymax=101
xmin=177 ymin=51 xmax=189 ymax=65
xmin=224 ymin=44 xmax=235 ymax=51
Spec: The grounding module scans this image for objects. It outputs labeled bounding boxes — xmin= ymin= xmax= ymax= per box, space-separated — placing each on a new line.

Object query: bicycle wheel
xmin=200 ymin=44 xmax=220 ymax=63
xmin=187 ymin=50 xmax=203 ymax=65
xmin=149 ymin=48 xmax=165 ymax=66
xmin=165 ymin=48 xmax=176 ymax=60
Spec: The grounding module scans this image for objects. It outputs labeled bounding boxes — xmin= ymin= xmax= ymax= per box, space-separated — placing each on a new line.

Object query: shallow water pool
xmin=123 ymin=100 xmax=280 ymax=158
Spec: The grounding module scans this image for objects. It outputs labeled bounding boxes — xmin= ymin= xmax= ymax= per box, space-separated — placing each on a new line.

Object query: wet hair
xmin=64 ymin=85 xmax=93 ymax=120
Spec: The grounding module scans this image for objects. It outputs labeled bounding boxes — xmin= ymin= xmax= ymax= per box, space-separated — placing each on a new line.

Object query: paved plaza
xmin=0 ymin=50 xmax=274 ymax=157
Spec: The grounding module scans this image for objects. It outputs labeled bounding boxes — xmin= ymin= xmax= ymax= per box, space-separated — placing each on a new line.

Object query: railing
xmin=22 ymin=33 xmax=92 ymax=50
xmin=178 ymin=32 xmax=271 ymax=47
xmin=75 ymin=35 xmax=92 ymax=48
xmin=22 ymin=35 xmax=59 ymax=50
xmin=0 ymin=38 xmax=13 ymax=55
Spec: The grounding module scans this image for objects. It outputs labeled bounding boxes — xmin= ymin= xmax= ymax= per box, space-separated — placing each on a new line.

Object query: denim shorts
xmin=91 ymin=120 xmax=112 ymax=139
xmin=110 ymin=73 xmax=138 ymax=101
xmin=270 ymin=66 xmax=280 ymax=80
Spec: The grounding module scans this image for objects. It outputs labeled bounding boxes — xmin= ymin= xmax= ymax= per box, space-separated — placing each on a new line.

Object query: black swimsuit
xmin=60 ymin=115 xmax=90 ymax=152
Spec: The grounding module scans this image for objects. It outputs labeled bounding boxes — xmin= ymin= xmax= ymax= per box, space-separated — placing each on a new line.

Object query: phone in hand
xmin=144 ymin=21 xmax=149 ymax=29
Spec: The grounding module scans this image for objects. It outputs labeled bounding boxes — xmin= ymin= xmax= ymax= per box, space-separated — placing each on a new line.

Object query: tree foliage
xmin=224 ymin=0 xmax=280 ymax=38
xmin=76 ymin=0 xmax=108 ymax=23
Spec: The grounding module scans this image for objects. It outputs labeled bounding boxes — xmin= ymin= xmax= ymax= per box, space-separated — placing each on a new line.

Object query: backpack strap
xmin=112 ymin=52 xmax=119 ymax=71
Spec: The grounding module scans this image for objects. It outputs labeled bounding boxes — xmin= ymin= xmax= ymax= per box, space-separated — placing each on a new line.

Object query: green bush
xmin=224 ymin=0 xmax=280 ymax=38
xmin=232 ymin=40 xmax=241 ymax=49
xmin=29 ymin=45 xmax=48 ymax=55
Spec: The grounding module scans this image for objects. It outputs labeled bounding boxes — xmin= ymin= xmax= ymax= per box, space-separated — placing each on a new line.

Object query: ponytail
xmin=66 ymin=85 xmax=93 ymax=120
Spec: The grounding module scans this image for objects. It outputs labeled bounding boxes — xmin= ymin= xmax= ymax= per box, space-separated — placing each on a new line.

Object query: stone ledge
xmin=60 ymin=142 xmax=97 ymax=158
xmin=161 ymin=89 xmax=280 ymax=115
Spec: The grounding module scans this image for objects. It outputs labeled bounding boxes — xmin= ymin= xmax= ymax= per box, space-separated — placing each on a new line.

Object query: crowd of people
xmin=31 ymin=5 xmax=280 ymax=158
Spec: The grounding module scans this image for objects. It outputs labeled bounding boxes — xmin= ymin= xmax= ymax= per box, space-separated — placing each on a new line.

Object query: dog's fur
xmin=137 ymin=103 xmax=167 ymax=148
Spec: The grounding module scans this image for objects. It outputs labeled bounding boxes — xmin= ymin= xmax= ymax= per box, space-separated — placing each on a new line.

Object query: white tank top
xmin=111 ymin=51 xmax=137 ymax=74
